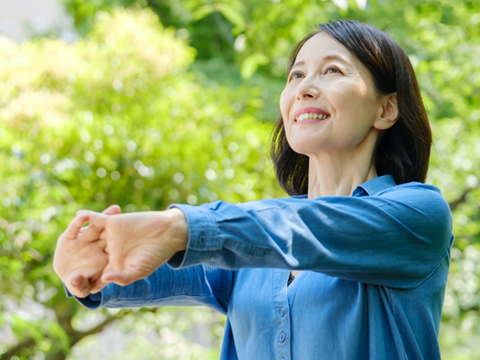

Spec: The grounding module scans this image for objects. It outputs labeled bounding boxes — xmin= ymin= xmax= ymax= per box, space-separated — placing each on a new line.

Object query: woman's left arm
xmin=168 ymin=182 xmax=453 ymax=289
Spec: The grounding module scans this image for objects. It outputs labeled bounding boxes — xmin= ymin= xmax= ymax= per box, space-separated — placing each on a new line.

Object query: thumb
xmin=90 ymin=276 xmax=109 ymax=294
xmin=102 ymin=205 xmax=121 ymax=216
xmin=102 ymin=266 xmax=144 ymax=287
xmin=93 ymin=261 xmax=116 ymax=292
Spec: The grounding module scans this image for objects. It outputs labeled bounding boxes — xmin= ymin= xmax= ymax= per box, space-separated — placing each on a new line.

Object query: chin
xmin=289 ymin=143 xmax=318 ymax=156
xmin=286 ymin=129 xmax=332 ymax=154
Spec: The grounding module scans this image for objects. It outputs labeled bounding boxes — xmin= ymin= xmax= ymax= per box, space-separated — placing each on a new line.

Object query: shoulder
xmin=375 ymin=181 xmax=453 ymax=245
xmin=379 ymin=181 xmax=443 ymax=196
xmin=377 ymin=181 xmax=451 ymax=217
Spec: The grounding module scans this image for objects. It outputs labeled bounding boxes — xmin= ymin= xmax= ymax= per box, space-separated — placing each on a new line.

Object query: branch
xmin=0 ymin=337 xmax=36 ymax=360
xmin=0 ymin=312 xmax=126 ymax=360
xmin=71 ymin=310 xmax=129 ymax=345
xmin=146 ymin=0 xmax=236 ymax=47
xmin=44 ymin=351 xmax=67 ymax=360
xmin=449 ymin=187 xmax=473 ymax=212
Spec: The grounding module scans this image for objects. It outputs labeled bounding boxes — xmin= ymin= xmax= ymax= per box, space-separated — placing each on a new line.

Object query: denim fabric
xmin=72 ymin=175 xmax=453 ymax=360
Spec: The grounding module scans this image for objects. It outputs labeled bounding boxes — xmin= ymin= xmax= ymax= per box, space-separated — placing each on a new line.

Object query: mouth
xmin=295 ymin=112 xmax=330 ymax=122
xmin=292 ymin=107 xmax=331 ymax=123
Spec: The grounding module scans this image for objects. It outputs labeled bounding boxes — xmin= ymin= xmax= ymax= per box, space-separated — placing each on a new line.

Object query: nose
xmin=295 ymin=76 xmax=320 ymax=101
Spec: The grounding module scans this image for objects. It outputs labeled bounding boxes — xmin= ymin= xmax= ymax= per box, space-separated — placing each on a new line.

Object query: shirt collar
xmin=291 ymin=175 xmax=397 ymax=199
xmin=351 ymin=175 xmax=397 ymax=197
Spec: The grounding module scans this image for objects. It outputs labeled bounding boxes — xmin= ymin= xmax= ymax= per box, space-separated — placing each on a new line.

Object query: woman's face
xmin=280 ymin=32 xmax=387 ymax=157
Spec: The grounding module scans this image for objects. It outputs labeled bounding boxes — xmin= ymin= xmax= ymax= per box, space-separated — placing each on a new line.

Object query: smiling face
xmin=280 ymin=32 xmax=388 ymax=158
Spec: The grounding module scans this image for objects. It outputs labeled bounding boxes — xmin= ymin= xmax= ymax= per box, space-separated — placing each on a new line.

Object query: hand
xmin=53 ymin=205 xmax=121 ymax=298
xmin=77 ymin=208 xmax=188 ymax=289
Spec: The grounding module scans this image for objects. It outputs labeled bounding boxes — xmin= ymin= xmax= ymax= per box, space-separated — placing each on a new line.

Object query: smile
xmin=295 ymin=113 xmax=330 ymax=123
xmin=292 ymin=107 xmax=331 ymax=123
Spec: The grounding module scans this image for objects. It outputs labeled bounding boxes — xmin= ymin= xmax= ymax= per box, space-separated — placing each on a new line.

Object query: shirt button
xmin=279 ymin=332 xmax=286 ymax=342
xmin=280 ymin=307 xmax=286 ymax=317
xmin=199 ymin=236 xmax=205 ymax=245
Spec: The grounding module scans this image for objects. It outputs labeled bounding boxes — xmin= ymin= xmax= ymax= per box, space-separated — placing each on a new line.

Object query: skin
xmin=54 ymin=207 xmax=188 ymax=297
xmin=280 ymin=32 xmax=399 ymax=199
xmin=55 ymin=32 xmax=399 ymax=293
xmin=53 ymin=205 xmax=121 ymax=297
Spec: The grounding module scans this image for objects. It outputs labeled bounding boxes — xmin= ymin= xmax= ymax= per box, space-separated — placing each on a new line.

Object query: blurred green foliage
xmin=1 ymin=0 xmax=480 ymax=359
xmin=0 ymin=8 xmax=279 ymax=360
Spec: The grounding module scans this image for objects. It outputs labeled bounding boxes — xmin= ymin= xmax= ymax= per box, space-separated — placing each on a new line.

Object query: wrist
xmin=165 ymin=207 xmax=189 ymax=252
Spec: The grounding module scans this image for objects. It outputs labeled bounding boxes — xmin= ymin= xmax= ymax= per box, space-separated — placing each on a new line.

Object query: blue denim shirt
xmin=73 ymin=175 xmax=453 ymax=360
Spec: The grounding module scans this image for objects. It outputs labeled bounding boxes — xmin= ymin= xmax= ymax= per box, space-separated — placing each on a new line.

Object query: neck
xmin=307 ymin=146 xmax=378 ymax=199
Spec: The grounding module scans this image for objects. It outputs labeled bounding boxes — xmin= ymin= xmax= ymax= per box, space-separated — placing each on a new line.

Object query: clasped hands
xmin=53 ymin=205 xmax=188 ymax=298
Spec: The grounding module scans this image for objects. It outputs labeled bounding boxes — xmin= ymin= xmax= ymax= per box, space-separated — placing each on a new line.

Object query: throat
xmin=306 ymin=154 xmax=379 ymax=198
xmin=287 ymin=270 xmax=302 ymax=287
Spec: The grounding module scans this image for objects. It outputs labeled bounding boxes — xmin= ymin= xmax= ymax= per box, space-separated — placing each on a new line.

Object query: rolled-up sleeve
xmin=168 ymin=181 xmax=453 ymax=289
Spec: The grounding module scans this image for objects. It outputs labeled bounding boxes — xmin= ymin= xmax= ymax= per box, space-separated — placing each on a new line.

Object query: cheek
xmin=279 ymin=88 xmax=292 ymax=118
xmin=334 ymin=87 xmax=376 ymax=121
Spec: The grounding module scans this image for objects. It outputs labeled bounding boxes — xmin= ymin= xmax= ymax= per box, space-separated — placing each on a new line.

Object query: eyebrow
xmin=292 ymin=54 xmax=350 ymax=68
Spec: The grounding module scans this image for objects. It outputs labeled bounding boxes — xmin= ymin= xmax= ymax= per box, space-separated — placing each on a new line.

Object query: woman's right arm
xmin=69 ymin=264 xmax=233 ymax=315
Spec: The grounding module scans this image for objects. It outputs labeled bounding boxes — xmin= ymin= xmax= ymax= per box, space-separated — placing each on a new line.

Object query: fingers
xmin=102 ymin=205 xmax=121 ymax=215
xmin=65 ymin=272 xmax=91 ymax=298
xmin=77 ymin=227 xmax=87 ymax=238
xmin=63 ymin=212 xmax=90 ymax=240
xmin=74 ymin=205 xmax=121 ymax=240
xmin=81 ymin=222 xmax=105 ymax=243
xmin=79 ymin=210 xmax=108 ymax=228
xmin=76 ymin=211 xmax=108 ymax=242
xmin=102 ymin=267 xmax=144 ymax=287
xmin=90 ymin=277 xmax=109 ymax=294
xmin=90 ymin=261 xmax=114 ymax=293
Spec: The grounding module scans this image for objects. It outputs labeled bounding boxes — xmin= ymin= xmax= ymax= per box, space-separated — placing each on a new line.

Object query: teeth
xmin=296 ymin=113 xmax=329 ymax=121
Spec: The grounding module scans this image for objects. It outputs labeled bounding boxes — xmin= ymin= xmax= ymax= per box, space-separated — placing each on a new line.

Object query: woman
xmin=54 ymin=20 xmax=453 ymax=359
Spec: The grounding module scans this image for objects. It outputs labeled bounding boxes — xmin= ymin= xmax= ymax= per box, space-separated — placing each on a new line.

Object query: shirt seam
xmin=107 ymin=293 xmax=228 ymax=304
xmin=404 ymin=247 xmax=451 ymax=290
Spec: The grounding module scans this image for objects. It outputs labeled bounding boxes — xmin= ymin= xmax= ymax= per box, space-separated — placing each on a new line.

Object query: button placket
xmin=273 ymin=269 xmax=291 ymax=360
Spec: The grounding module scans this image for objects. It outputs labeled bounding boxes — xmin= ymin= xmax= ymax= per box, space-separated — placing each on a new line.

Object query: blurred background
xmin=0 ymin=0 xmax=479 ymax=359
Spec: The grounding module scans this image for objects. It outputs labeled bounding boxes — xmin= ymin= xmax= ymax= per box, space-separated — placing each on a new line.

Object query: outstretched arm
xmin=68 ymin=264 xmax=234 ymax=315
xmin=57 ymin=208 xmax=233 ymax=313
xmin=56 ymin=181 xmax=452 ymax=292
xmin=169 ymin=182 xmax=453 ymax=288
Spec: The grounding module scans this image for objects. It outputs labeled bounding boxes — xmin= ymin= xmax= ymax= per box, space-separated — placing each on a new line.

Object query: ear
xmin=373 ymin=93 xmax=399 ymax=130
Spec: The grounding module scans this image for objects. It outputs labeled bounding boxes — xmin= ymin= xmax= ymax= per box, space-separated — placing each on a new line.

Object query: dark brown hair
xmin=270 ymin=20 xmax=432 ymax=195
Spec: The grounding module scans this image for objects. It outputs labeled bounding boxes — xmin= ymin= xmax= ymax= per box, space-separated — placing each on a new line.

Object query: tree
xmin=0 ymin=8 xmax=281 ymax=359
xmin=2 ymin=0 xmax=480 ymax=358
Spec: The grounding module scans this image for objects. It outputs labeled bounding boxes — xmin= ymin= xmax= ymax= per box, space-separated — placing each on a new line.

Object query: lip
xmin=293 ymin=107 xmax=330 ymax=121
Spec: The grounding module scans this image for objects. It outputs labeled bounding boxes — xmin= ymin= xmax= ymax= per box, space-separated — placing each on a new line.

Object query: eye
xmin=289 ymin=71 xmax=304 ymax=81
xmin=324 ymin=66 xmax=341 ymax=74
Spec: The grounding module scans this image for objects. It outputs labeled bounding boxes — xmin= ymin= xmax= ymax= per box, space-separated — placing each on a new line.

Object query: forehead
xmin=295 ymin=32 xmax=357 ymax=65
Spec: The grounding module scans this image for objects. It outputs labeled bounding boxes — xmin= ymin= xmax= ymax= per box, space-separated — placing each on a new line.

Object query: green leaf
xmin=10 ymin=315 xmax=44 ymax=341
xmin=216 ymin=3 xmax=246 ymax=30
xmin=47 ymin=321 xmax=71 ymax=352
xmin=240 ymin=53 xmax=269 ymax=79
xmin=192 ymin=4 xmax=215 ymax=21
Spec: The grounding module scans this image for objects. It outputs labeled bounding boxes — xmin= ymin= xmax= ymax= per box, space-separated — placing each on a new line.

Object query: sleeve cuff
xmin=64 ymin=284 xmax=114 ymax=309
xmin=167 ymin=203 xmax=220 ymax=269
